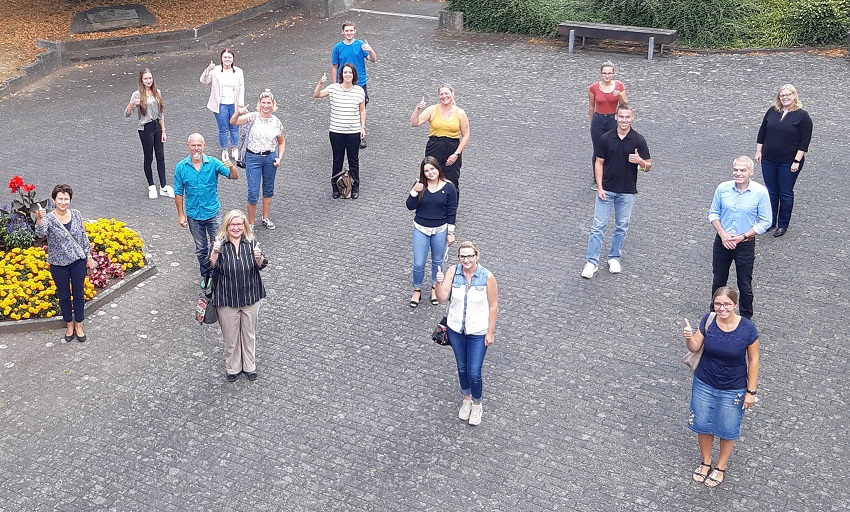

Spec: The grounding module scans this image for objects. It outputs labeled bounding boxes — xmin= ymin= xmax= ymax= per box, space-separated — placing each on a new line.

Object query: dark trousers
xmin=590 ymin=113 xmax=616 ymax=181
xmin=329 ymin=131 xmax=361 ymax=192
xmin=50 ymin=258 xmax=87 ymax=323
xmin=760 ymin=157 xmax=802 ymax=229
xmin=711 ymin=235 xmax=755 ymax=319
xmin=138 ymin=120 xmax=166 ymax=187
xmin=425 ymin=136 xmax=462 ymax=194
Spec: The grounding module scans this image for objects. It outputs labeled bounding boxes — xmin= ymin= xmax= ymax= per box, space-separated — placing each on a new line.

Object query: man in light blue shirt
xmin=708 ymin=155 xmax=772 ymax=318
xmin=174 ymin=133 xmax=238 ymax=288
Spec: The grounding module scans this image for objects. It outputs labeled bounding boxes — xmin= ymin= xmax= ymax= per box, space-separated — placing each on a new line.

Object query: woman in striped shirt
xmin=209 ymin=210 xmax=268 ymax=382
xmin=313 ymin=63 xmax=366 ymax=199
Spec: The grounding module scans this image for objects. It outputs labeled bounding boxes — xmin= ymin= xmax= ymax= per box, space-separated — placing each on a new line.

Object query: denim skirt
xmin=688 ymin=376 xmax=746 ymax=440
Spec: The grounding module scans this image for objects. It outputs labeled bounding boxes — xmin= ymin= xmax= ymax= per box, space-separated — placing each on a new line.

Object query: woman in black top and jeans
xmin=406 ymin=156 xmax=458 ymax=307
xmin=209 ymin=210 xmax=267 ymax=382
xmin=754 ymin=84 xmax=813 ymax=237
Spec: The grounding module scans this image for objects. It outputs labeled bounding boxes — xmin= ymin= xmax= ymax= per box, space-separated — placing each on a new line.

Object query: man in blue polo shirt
xmin=173 ymin=133 xmax=239 ymax=289
xmin=581 ymin=104 xmax=651 ymax=279
xmin=708 ymin=156 xmax=772 ymax=319
xmin=331 ymin=21 xmax=376 ymax=148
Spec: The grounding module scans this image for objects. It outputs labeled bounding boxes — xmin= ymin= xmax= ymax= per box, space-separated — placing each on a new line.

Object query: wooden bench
xmin=557 ymin=21 xmax=678 ymax=60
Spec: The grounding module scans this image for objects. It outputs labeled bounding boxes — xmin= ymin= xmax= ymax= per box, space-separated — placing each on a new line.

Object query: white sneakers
xmin=261 ymin=218 xmax=276 ymax=230
xmin=221 ymin=149 xmax=230 ymax=161
xmin=231 ymin=148 xmax=239 ymax=161
xmin=582 ymin=260 xmax=622 ymax=278
xmin=581 ymin=262 xmax=597 ymax=279
xmin=458 ymin=399 xmax=483 ymax=425
xmin=148 ymin=185 xmax=158 ymax=199
xmin=159 ymin=185 xmax=175 ymax=198
xmin=468 ymin=404 xmax=483 ymax=426
xmin=458 ymin=399 xmax=473 ymax=420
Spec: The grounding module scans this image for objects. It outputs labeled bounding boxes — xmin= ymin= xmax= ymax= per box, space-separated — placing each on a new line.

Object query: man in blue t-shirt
xmin=173 ymin=133 xmax=239 ymax=288
xmin=331 ymin=21 xmax=376 ymax=148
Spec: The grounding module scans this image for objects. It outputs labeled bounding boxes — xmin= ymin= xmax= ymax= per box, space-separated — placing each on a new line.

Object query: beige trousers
xmin=217 ymin=300 xmax=261 ymax=374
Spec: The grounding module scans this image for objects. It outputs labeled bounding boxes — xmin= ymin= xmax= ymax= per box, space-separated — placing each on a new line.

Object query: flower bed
xmin=1 ymin=176 xmax=147 ymax=322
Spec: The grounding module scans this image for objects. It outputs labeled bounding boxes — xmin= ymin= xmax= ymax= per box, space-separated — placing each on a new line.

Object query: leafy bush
xmin=448 ymin=0 xmax=850 ymax=47
xmin=789 ymin=0 xmax=850 ymax=45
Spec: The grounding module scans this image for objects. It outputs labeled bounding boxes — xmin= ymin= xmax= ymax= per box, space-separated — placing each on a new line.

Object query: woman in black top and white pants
xmin=209 ymin=210 xmax=267 ymax=382
xmin=754 ymin=84 xmax=813 ymax=237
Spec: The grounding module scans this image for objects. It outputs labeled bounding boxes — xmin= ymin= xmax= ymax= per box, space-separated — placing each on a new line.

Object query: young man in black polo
xmin=581 ymin=104 xmax=651 ymax=278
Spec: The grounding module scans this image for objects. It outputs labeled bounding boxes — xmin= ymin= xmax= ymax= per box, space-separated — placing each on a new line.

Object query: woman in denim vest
xmin=435 ymin=241 xmax=499 ymax=426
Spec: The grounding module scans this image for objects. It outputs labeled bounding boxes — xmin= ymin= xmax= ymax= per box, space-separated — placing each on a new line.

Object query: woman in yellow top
xmin=411 ymin=85 xmax=470 ymax=197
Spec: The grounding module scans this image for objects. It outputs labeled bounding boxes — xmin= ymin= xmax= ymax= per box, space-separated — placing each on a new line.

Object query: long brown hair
xmin=137 ymin=68 xmax=164 ymax=117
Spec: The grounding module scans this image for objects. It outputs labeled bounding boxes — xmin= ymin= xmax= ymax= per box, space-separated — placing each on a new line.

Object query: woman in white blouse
xmin=200 ymin=48 xmax=245 ymax=162
xmin=230 ymin=89 xmax=285 ymax=230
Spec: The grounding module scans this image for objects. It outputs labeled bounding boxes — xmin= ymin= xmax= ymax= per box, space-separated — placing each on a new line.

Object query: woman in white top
xmin=230 ymin=90 xmax=285 ymax=230
xmin=200 ymin=48 xmax=245 ymax=162
xmin=313 ymin=63 xmax=366 ymax=199
xmin=434 ymin=241 xmax=499 ymax=426
xmin=124 ymin=68 xmax=173 ymax=199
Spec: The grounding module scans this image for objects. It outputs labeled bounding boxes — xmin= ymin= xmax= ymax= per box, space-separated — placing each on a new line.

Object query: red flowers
xmin=8 ymin=176 xmax=25 ymax=194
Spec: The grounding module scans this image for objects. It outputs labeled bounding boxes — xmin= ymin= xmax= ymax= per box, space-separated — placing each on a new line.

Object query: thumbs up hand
xmin=417 ymin=96 xmax=427 ymax=111
xmin=435 ymin=266 xmax=444 ymax=283
xmin=683 ymin=319 xmax=693 ymax=338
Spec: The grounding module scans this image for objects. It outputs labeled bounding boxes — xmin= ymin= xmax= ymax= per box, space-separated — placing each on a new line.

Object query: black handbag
xmin=195 ymin=268 xmax=218 ymax=324
xmin=431 ymin=316 xmax=450 ymax=346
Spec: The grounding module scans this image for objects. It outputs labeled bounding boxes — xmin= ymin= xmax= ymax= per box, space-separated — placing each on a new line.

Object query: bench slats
xmin=558 ymin=21 xmax=678 ymax=45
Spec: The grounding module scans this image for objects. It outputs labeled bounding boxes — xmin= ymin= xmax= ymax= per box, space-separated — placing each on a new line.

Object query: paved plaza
xmin=0 ymin=0 xmax=848 ymax=509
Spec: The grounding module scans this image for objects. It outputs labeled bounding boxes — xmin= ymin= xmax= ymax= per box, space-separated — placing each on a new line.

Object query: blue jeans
xmin=245 ymin=150 xmax=278 ymax=204
xmin=586 ymin=191 xmax=636 ymax=266
xmin=50 ymin=258 xmax=87 ymax=323
xmin=448 ymin=329 xmax=488 ymax=403
xmin=214 ymin=103 xmax=239 ymax=149
xmin=411 ymin=227 xmax=448 ymax=289
xmin=760 ymin=157 xmax=802 ymax=229
xmin=187 ymin=213 xmax=221 ymax=276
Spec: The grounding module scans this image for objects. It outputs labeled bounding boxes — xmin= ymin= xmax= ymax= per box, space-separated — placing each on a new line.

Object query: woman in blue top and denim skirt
xmin=405 ymin=156 xmax=457 ymax=307
xmin=435 ymin=241 xmax=499 ymax=426
xmin=35 ymin=184 xmax=98 ymax=342
xmin=683 ymin=286 xmax=760 ymax=488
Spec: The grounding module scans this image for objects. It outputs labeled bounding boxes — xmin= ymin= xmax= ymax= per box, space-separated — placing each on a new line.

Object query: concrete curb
xmin=0 ymin=260 xmax=158 ymax=335
xmin=0 ymin=0 xmax=295 ymax=99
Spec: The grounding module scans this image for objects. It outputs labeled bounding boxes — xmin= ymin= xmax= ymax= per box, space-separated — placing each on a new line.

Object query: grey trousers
xmin=217 ymin=300 xmax=261 ymax=374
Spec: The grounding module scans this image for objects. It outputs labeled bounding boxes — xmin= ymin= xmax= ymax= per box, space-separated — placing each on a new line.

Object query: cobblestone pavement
xmin=1 ymin=1 xmax=847 ymax=510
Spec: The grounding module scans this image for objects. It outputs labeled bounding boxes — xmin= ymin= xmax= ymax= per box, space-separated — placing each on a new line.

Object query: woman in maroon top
xmin=588 ymin=61 xmax=628 ymax=190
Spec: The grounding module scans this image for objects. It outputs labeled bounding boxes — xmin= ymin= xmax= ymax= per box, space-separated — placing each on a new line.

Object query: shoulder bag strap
xmin=705 ymin=312 xmax=716 ymax=332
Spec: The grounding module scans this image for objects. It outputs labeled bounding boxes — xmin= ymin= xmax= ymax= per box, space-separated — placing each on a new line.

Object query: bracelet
xmin=746 ymin=389 xmax=757 ymax=395
xmin=448 ymin=232 xmax=455 ymax=236
xmin=793 ymin=159 xmax=800 ymax=163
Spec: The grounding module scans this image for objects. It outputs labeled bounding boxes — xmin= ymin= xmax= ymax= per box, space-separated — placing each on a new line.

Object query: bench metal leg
xmin=568 ymin=29 xmax=575 ymax=53
xmin=648 ymin=36 xmax=655 ymax=60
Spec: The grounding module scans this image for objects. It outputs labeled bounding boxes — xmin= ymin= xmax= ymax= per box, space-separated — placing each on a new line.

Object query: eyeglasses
xmin=713 ymin=302 xmax=735 ymax=310
xmin=458 ymin=254 xmax=477 ymax=260
xmin=778 ymin=93 xmax=794 ymax=98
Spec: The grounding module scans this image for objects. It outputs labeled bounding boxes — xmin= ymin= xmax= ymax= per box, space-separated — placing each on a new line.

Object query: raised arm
xmin=313 ymin=74 xmax=330 ymax=98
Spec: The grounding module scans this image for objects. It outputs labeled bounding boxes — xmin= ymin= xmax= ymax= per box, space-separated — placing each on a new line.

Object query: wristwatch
xmin=746 ymin=389 xmax=757 ymax=395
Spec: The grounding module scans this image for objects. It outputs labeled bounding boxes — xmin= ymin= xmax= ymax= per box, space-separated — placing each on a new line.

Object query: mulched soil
xmin=0 ymin=0 xmax=269 ymax=82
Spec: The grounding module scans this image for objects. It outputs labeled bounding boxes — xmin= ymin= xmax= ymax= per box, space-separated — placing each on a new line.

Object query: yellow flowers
xmin=0 ymin=218 xmax=145 ymax=322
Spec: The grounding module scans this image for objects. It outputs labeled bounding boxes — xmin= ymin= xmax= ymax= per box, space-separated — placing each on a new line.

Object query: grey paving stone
xmin=0 ymin=0 xmax=848 ymax=510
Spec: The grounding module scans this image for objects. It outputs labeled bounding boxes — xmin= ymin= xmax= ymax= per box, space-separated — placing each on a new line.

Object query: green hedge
xmin=447 ymin=0 xmax=850 ymax=48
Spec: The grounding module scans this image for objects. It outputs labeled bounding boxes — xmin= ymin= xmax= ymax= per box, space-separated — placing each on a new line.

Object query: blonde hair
xmin=256 ymin=89 xmax=278 ymax=112
xmin=216 ymin=210 xmax=254 ymax=242
xmin=773 ymin=84 xmax=802 ymax=112
xmin=457 ymin=241 xmax=479 ymax=257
